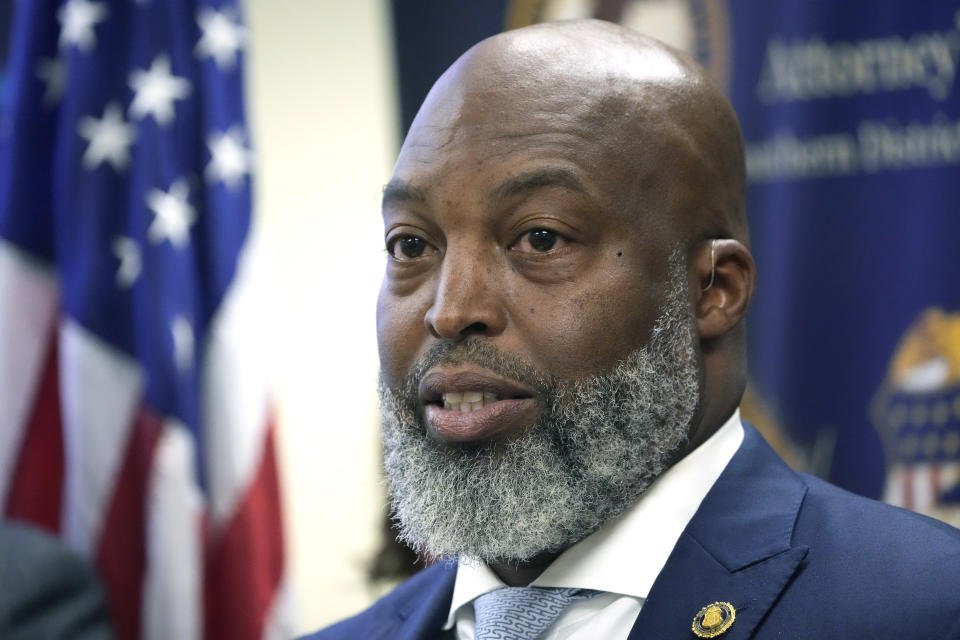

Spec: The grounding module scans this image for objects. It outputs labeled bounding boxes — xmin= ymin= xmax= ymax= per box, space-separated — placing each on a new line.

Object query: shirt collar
xmin=444 ymin=410 xmax=744 ymax=629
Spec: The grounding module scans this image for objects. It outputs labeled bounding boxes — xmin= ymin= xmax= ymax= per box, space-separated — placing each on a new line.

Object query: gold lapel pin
xmin=692 ymin=601 xmax=736 ymax=638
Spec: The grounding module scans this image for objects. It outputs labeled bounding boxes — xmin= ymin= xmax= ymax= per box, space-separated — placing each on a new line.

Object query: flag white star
xmin=147 ymin=179 xmax=196 ymax=247
xmin=58 ymin=0 xmax=108 ymax=52
xmin=128 ymin=55 xmax=192 ymax=126
xmin=112 ymin=236 xmax=142 ymax=288
xmin=195 ymin=8 xmax=247 ymax=70
xmin=35 ymin=58 xmax=66 ymax=107
xmin=171 ymin=315 xmax=194 ymax=373
xmin=206 ymin=127 xmax=252 ymax=188
xmin=78 ymin=102 xmax=137 ymax=172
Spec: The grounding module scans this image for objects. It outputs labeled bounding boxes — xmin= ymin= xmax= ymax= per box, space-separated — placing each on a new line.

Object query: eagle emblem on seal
xmin=873 ymin=308 xmax=960 ymax=527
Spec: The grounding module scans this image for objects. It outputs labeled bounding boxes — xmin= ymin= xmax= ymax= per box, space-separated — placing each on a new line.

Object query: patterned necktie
xmin=473 ymin=586 xmax=598 ymax=640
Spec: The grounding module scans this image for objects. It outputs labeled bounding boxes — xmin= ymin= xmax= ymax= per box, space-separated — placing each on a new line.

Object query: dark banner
xmin=728 ymin=2 xmax=960 ymax=526
xmin=388 ymin=1 xmax=960 ymax=525
xmin=390 ymin=0 xmax=509 ymax=137
xmin=1 ymin=0 xmax=10 ymax=105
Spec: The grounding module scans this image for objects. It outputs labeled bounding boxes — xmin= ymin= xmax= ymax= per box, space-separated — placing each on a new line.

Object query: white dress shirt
xmin=444 ymin=411 xmax=745 ymax=640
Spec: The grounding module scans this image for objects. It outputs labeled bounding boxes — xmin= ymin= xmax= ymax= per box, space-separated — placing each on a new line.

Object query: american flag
xmin=0 ymin=1 xmax=292 ymax=639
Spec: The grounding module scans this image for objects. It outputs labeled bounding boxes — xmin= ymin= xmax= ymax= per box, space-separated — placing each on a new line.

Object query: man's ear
xmin=691 ymin=239 xmax=756 ymax=340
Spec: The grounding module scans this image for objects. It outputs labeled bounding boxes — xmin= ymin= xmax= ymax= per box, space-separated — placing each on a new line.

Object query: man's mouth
xmin=419 ymin=368 xmax=541 ymax=442
xmin=440 ymin=391 xmax=500 ymax=411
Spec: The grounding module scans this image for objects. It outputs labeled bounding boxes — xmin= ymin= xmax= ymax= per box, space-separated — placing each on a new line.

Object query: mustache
xmin=392 ymin=338 xmax=554 ymax=406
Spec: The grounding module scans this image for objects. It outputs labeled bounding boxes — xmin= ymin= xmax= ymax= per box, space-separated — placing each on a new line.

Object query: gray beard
xmin=380 ymin=256 xmax=700 ymax=563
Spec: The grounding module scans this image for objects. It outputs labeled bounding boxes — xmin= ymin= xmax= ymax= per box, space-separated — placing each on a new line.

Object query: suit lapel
xmin=387 ymin=562 xmax=457 ymax=640
xmin=627 ymin=425 xmax=809 ymax=640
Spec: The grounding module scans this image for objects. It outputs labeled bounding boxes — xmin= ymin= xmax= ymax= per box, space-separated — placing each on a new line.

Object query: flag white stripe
xmin=261 ymin=573 xmax=297 ymax=640
xmin=203 ymin=234 xmax=271 ymax=526
xmin=912 ymin=463 xmax=934 ymax=510
xmin=142 ymin=421 xmax=204 ymax=640
xmin=883 ymin=464 xmax=906 ymax=507
xmin=60 ymin=319 xmax=144 ymax=555
xmin=0 ymin=241 xmax=59 ymax=508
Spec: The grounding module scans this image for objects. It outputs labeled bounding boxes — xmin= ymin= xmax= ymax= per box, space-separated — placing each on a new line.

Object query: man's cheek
xmin=519 ymin=314 xmax=624 ymax=380
xmin=377 ymin=314 xmax=426 ymax=385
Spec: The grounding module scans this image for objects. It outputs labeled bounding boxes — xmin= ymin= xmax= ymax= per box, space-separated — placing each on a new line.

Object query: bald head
xmin=404 ymin=19 xmax=748 ymax=246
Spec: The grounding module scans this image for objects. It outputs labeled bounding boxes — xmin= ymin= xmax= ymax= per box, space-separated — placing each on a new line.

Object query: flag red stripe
xmin=903 ymin=468 xmax=914 ymax=511
xmin=205 ymin=421 xmax=285 ymax=640
xmin=4 ymin=332 xmax=64 ymax=534
xmin=96 ymin=407 xmax=163 ymax=640
xmin=932 ymin=462 xmax=941 ymax=501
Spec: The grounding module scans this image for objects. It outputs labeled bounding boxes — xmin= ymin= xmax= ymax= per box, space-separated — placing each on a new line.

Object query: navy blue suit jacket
xmin=305 ymin=425 xmax=960 ymax=639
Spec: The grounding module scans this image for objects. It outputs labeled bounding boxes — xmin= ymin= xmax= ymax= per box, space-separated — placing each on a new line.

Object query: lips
xmin=419 ymin=368 xmax=541 ymax=442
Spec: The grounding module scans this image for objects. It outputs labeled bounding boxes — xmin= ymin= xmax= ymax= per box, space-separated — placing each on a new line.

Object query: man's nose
xmin=424 ymin=249 xmax=506 ymax=340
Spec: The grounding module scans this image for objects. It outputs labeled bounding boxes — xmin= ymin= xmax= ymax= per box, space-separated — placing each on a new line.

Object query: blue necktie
xmin=473 ymin=586 xmax=598 ymax=640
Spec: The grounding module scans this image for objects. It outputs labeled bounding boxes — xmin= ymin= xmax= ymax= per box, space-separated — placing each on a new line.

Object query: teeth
xmin=442 ymin=391 xmax=500 ymax=411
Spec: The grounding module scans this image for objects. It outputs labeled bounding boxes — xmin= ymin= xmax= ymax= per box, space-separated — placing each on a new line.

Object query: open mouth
xmin=420 ymin=368 xmax=536 ymax=408
xmin=419 ymin=368 xmax=540 ymax=442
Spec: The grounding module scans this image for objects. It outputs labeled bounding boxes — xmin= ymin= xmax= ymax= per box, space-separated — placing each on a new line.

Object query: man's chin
xmin=383 ymin=431 xmax=595 ymax=563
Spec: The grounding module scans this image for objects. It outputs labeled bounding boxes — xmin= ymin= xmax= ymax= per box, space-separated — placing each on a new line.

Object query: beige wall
xmin=245 ymin=1 xmax=399 ymax=634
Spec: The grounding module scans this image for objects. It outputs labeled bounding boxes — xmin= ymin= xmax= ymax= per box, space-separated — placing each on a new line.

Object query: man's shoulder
xmin=796 ymin=471 xmax=960 ymax=565
xmin=300 ymin=561 xmax=456 ymax=640
xmin=737 ymin=424 xmax=960 ymax=564
xmin=794 ymin=474 xmax=960 ymax=608
xmin=754 ymin=472 xmax=960 ymax=637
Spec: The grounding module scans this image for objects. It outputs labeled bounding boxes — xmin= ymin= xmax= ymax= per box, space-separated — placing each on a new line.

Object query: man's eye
xmin=515 ymin=229 xmax=562 ymax=253
xmin=389 ymin=235 xmax=430 ymax=260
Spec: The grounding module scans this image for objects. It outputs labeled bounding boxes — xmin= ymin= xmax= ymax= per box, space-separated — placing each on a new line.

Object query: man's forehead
xmin=386 ymin=98 xmax=683 ymax=226
xmin=387 ymin=100 xmax=684 ymax=226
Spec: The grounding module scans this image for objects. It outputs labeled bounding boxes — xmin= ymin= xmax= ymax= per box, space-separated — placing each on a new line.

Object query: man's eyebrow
xmin=382 ymin=179 xmax=426 ymax=208
xmin=489 ymin=168 xmax=588 ymax=202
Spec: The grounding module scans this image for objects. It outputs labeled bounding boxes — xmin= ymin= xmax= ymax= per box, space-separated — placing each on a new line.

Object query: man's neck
xmin=488 ymin=551 xmax=562 ymax=586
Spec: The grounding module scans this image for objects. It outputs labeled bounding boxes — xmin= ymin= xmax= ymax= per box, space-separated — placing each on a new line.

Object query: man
xmin=307 ymin=19 xmax=960 ymax=640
